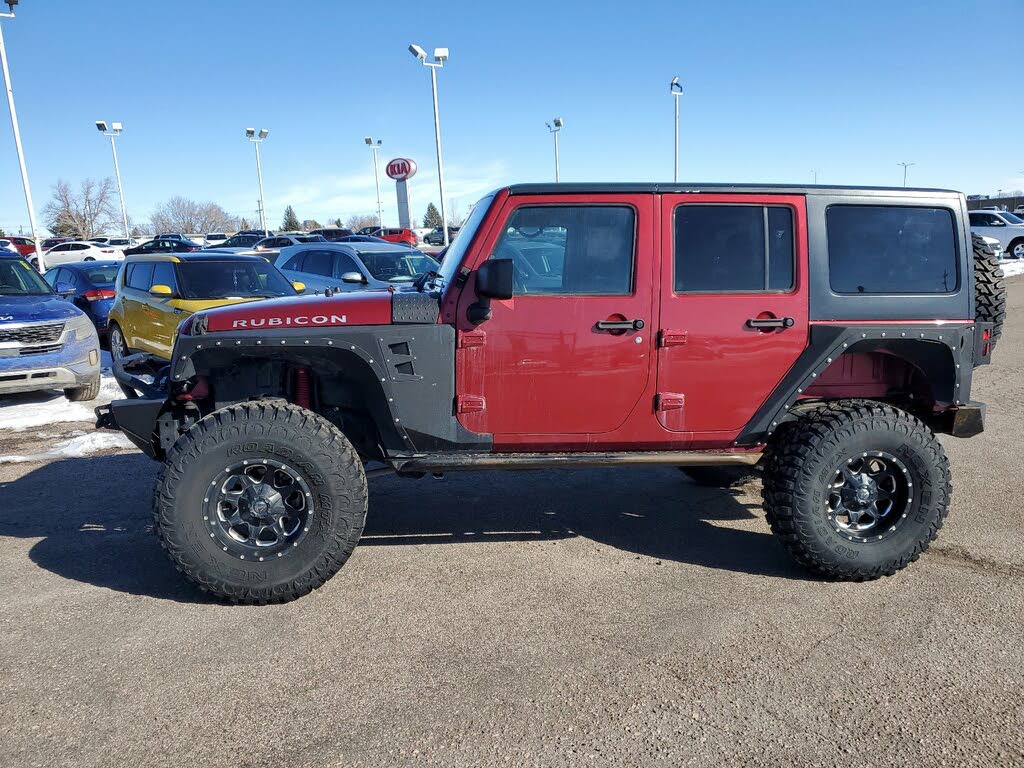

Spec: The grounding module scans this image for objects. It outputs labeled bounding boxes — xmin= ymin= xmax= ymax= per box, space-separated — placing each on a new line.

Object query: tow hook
xmin=431 ymin=472 xmax=446 ymax=480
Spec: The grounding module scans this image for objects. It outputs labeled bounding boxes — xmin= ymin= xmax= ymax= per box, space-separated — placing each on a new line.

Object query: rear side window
xmin=827 ymin=206 xmax=958 ymax=294
xmin=491 ymin=205 xmax=635 ymax=296
xmin=674 ymin=205 xmax=794 ymax=292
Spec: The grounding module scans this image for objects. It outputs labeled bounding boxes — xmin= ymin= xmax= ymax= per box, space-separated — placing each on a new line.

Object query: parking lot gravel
xmin=1 ymin=281 xmax=1023 ymax=768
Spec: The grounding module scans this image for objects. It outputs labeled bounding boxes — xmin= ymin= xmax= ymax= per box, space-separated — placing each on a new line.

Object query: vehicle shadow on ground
xmin=0 ymin=456 xmax=806 ymax=603
xmin=365 ymin=468 xmax=808 ymax=580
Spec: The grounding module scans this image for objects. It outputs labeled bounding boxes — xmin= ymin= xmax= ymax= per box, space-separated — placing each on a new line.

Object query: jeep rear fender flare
xmin=736 ymin=324 xmax=976 ymax=445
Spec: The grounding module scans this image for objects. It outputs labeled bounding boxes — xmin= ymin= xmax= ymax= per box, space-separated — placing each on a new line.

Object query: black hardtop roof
xmin=504 ymin=183 xmax=962 ymax=198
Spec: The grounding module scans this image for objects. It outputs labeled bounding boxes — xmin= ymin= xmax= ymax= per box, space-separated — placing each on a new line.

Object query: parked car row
xmin=969 ymin=210 xmax=1024 ymax=259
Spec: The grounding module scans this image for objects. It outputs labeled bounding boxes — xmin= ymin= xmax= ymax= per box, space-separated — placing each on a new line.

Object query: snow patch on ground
xmin=0 ymin=351 xmax=121 ymax=433
xmin=0 ymin=431 xmax=133 ymax=464
xmin=1000 ymin=259 xmax=1024 ymax=278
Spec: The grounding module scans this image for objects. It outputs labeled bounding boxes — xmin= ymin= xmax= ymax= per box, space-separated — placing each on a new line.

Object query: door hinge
xmin=457 ymin=394 xmax=486 ymax=414
xmin=458 ymin=330 xmax=486 ymax=348
xmin=658 ymin=329 xmax=687 ymax=348
xmin=655 ymin=392 xmax=685 ymax=411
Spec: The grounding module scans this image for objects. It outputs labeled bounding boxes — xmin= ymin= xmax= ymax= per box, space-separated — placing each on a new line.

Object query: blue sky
xmin=0 ymin=0 xmax=1021 ymax=234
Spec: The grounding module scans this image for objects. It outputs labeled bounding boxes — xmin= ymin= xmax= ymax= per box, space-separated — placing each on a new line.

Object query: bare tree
xmin=150 ymin=197 xmax=238 ymax=235
xmin=346 ymin=213 xmax=378 ymax=232
xmin=43 ymin=178 xmax=120 ymax=239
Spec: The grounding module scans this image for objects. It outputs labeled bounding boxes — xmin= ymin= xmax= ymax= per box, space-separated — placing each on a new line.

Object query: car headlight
xmin=65 ymin=312 xmax=97 ymax=342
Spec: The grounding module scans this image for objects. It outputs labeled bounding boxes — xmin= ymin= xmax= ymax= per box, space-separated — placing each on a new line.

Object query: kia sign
xmin=386 ymin=158 xmax=417 ymax=181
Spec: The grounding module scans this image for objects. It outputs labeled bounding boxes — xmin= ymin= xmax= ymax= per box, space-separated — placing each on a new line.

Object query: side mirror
xmin=150 ymin=284 xmax=174 ymax=297
xmin=467 ymin=258 xmax=514 ymax=325
xmin=292 ymin=281 xmax=306 ymax=293
xmin=340 ymin=271 xmax=367 ymax=284
xmin=56 ymin=281 xmax=76 ymax=297
xmin=476 ymin=258 xmax=514 ymax=299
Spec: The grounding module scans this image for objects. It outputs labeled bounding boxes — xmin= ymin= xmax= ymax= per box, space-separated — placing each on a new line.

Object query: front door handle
xmin=746 ymin=316 xmax=794 ymax=330
xmin=596 ymin=319 xmax=645 ymax=331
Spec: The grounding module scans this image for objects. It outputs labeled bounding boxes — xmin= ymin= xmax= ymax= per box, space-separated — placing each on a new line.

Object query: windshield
xmin=359 ymin=251 xmax=440 ymax=282
xmin=223 ymin=234 xmax=261 ymax=248
xmin=0 ymin=259 xmax=52 ymax=296
xmin=296 ymin=235 xmax=324 ymax=243
xmin=177 ymin=261 xmax=296 ymax=299
xmin=82 ymin=265 xmax=121 ymax=284
xmin=437 ymin=194 xmax=494 ymax=288
xmin=1003 ymin=212 xmax=1024 ymax=225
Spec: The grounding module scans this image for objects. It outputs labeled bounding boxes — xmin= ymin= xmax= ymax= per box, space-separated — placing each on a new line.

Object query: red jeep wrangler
xmin=97 ymin=184 xmax=1006 ymax=603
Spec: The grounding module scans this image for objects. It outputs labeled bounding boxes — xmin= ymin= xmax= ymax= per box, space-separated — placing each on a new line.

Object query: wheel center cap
xmin=253 ymin=499 xmax=270 ymax=515
xmin=856 ymin=487 xmax=871 ymax=502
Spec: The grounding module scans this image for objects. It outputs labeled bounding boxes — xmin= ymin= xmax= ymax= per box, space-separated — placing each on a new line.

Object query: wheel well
xmin=185 ymin=348 xmax=404 ymax=460
xmin=799 ymin=339 xmax=955 ymax=416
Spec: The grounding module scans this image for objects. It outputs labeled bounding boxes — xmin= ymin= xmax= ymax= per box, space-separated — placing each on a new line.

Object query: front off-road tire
xmin=762 ymin=400 xmax=950 ymax=580
xmin=972 ymin=232 xmax=1006 ymax=346
xmin=154 ymin=402 xmax=367 ymax=603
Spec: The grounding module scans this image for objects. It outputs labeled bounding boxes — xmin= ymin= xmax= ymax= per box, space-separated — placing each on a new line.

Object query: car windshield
xmin=224 ymin=234 xmax=261 ymax=247
xmin=108 ymin=239 xmax=130 ymax=246
xmin=1002 ymin=212 xmax=1024 ymax=224
xmin=176 ymin=260 xmax=295 ymax=299
xmin=207 ymin=234 xmax=226 ymax=239
xmin=437 ymin=194 xmax=493 ymax=288
xmin=296 ymin=235 xmax=324 ymax=243
xmin=359 ymin=250 xmax=440 ymax=282
xmin=0 ymin=259 xmax=52 ymax=295
xmin=82 ymin=265 xmax=121 ymax=284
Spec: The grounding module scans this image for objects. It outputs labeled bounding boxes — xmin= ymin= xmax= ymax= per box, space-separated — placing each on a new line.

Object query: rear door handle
xmin=596 ymin=319 xmax=645 ymax=331
xmin=746 ymin=316 xmax=794 ymax=330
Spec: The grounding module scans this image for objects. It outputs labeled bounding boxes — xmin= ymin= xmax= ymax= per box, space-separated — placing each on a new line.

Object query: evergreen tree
xmin=423 ymin=203 xmax=443 ymax=228
xmin=281 ymin=205 xmax=301 ymax=231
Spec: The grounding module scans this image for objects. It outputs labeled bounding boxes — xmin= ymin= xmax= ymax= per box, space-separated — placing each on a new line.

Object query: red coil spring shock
xmin=293 ymin=367 xmax=311 ymax=409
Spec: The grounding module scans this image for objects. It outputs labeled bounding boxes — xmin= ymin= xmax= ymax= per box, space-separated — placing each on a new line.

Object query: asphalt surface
xmin=2 ymin=282 xmax=1024 ymax=768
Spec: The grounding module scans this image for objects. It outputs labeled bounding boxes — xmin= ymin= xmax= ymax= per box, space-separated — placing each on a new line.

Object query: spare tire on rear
xmin=972 ymin=233 xmax=1006 ymax=347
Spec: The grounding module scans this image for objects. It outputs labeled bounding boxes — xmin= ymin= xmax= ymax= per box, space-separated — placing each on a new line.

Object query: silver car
xmin=968 ymin=210 xmax=1024 ymax=259
xmin=275 ymin=242 xmax=440 ymax=293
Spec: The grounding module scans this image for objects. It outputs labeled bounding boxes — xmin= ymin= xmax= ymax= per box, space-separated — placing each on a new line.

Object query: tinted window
xmin=82 ymin=265 xmax=120 ymax=284
xmin=151 ymin=262 xmax=177 ymax=290
xmin=491 ymin=205 xmax=635 ymax=295
xmin=970 ymin=212 xmax=999 ymax=226
xmin=126 ymin=262 xmax=154 ymax=290
xmin=1003 ymin=212 xmax=1024 ymax=224
xmin=43 ymin=268 xmax=62 ymax=287
xmin=301 ymin=249 xmax=334 ymax=276
xmin=70 ymin=243 xmax=89 ymax=251
xmin=827 ymin=206 xmax=958 ymax=294
xmin=334 ymin=253 xmax=360 ymax=275
xmin=673 ymin=205 xmax=794 ymax=292
xmin=0 ymin=258 xmax=50 ymax=295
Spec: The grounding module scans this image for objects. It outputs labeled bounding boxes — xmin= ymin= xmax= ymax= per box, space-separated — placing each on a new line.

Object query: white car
xmin=0 ymin=238 xmax=19 ymax=254
xmin=968 ymin=210 xmax=1024 ymax=259
xmin=204 ymin=232 xmax=228 ymax=247
xmin=979 ymin=234 xmax=1004 ymax=260
xmin=36 ymin=240 xmax=126 ymax=268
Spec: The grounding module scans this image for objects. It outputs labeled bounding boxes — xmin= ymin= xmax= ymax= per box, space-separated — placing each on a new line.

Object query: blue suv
xmin=0 ymin=253 xmax=102 ymax=401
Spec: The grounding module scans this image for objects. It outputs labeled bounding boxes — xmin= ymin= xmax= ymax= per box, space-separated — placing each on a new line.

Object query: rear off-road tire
xmin=972 ymin=233 xmax=1006 ymax=346
xmin=762 ymin=400 xmax=950 ymax=580
xmin=153 ymin=401 xmax=367 ymax=603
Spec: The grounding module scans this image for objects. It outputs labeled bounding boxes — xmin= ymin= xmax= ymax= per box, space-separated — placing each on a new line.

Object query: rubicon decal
xmin=231 ymin=314 xmax=348 ymax=329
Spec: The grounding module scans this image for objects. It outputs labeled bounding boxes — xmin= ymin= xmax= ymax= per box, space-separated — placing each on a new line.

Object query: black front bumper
xmin=95 ymin=353 xmax=171 ymax=459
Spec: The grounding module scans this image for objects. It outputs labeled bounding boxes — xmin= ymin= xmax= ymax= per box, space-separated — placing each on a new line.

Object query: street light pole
xmin=96 ymin=121 xmax=129 ymax=239
xmin=670 ymin=76 xmax=683 ymax=183
xmin=546 ymin=118 xmax=563 ymax=182
xmin=0 ymin=5 xmax=43 ymax=270
xmin=409 ymin=44 xmax=450 ymax=247
xmin=365 ymin=137 xmax=384 ymax=230
xmin=246 ymin=128 xmax=269 ymax=236
xmin=898 ymin=161 xmax=915 ymax=188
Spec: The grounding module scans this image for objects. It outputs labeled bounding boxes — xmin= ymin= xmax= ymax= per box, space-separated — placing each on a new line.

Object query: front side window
xmin=301 ymin=250 xmax=334 ymax=276
xmin=490 ymin=205 xmax=635 ymax=296
xmin=150 ymin=262 xmax=177 ymax=290
xmin=673 ymin=205 xmax=794 ymax=292
xmin=827 ymin=205 xmax=958 ymax=294
xmin=126 ymin=262 xmax=154 ymax=290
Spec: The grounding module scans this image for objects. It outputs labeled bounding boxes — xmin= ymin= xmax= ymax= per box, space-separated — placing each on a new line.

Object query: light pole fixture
xmin=365 ymin=136 xmax=384 ymax=231
xmin=546 ymin=117 xmax=563 ymax=182
xmin=409 ymin=43 xmax=450 ymax=246
xmin=246 ymin=127 xmax=270 ymax=236
xmin=898 ymin=161 xmax=915 ymax=188
xmin=96 ymin=120 xmax=129 ymax=239
xmin=0 ymin=1 xmax=44 ymax=270
xmin=670 ymin=76 xmax=683 ymax=183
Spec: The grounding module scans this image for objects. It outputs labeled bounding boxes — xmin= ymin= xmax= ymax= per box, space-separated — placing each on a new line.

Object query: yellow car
xmin=107 ymin=253 xmax=304 ymax=361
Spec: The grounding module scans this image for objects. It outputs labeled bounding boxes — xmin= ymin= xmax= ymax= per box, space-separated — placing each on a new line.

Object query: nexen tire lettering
xmin=231 ymin=314 xmax=348 ymax=329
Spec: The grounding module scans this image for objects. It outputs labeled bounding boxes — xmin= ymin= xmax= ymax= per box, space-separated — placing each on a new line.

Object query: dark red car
xmin=5 ymin=236 xmax=37 ymax=257
xmin=99 ymin=182 xmax=1003 ymax=603
xmin=363 ymin=227 xmax=418 ymax=247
